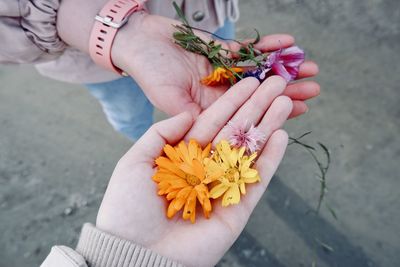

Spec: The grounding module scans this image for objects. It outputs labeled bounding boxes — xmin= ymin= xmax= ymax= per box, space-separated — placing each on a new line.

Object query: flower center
xmin=226 ymin=168 xmax=239 ymax=182
xmin=186 ymin=174 xmax=201 ymax=186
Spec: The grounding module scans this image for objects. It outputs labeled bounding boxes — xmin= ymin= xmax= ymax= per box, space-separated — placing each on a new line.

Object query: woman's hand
xmin=113 ymin=14 xmax=319 ymax=118
xmin=57 ymin=1 xmax=319 ymax=119
xmin=96 ymin=76 xmax=292 ymax=267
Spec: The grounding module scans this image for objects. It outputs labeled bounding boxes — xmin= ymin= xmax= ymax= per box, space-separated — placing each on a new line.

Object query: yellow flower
xmin=153 ymin=140 xmax=213 ymax=223
xmin=206 ymin=140 xmax=260 ymax=206
xmin=201 ymin=67 xmax=243 ymax=86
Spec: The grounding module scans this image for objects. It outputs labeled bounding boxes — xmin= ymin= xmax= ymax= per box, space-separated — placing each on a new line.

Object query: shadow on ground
xmin=221 ymin=178 xmax=375 ymax=267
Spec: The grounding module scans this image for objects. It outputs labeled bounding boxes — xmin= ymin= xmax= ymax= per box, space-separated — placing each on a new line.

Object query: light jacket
xmin=0 ymin=0 xmax=239 ymax=83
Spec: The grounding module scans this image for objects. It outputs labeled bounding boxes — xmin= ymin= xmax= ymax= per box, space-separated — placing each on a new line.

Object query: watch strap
xmin=89 ymin=0 xmax=146 ymax=75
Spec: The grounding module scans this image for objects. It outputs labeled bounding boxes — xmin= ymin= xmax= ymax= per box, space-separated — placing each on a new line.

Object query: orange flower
xmin=201 ymin=67 xmax=243 ymax=86
xmin=153 ymin=140 xmax=214 ymax=223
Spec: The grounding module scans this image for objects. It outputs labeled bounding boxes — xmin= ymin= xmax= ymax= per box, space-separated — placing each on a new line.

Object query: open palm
xmin=116 ymin=14 xmax=319 ymax=118
xmin=97 ymin=76 xmax=292 ymax=267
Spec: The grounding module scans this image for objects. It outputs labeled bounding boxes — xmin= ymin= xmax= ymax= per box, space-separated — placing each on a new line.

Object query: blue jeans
xmin=86 ymin=21 xmax=235 ymax=141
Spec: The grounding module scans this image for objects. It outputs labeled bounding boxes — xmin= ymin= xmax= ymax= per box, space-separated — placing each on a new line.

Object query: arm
xmin=1 ymin=0 xmax=319 ymax=118
xmin=56 ymin=0 xmax=319 ymax=118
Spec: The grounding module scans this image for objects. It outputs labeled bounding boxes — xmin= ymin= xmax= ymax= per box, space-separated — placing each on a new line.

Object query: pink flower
xmin=225 ymin=120 xmax=266 ymax=154
xmin=243 ymin=46 xmax=305 ymax=82
xmin=265 ymin=46 xmax=305 ymax=82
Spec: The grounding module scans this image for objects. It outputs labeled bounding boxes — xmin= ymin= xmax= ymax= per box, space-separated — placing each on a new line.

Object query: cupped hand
xmin=96 ymin=76 xmax=292 ymax=267
xmin=113 ymin=13 xmax=319 ymax=119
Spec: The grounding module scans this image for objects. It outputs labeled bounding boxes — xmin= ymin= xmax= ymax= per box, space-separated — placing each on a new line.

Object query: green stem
xmin=288 ymin=133 xmax=330 ymax=214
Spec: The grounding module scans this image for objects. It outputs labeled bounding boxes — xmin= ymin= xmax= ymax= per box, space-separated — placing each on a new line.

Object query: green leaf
xmin=318 ymin=142 xmax=331 ymax=170
xmin=252 ymin=29 xmax=261 ymax=44
xmin=297 ymin=131 xmax=313 ymax=139
xmin=173 ymin=2 xmax=189 ymax=26
xmin=182 ymin=35 xmax=198 ymax=41
xmin=208 ymin=44 xmax=222 ymax=58
xmin=288 ymin=138 xmax=316 ymax=151
xmin=173 ymin=32 xmax=186 ymax=40
xmin=239 ymin=47 xmax=248 ymax=54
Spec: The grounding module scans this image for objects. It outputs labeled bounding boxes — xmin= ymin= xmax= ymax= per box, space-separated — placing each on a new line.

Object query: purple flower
xmin=243 ymin=46 xmax=305 ymax=82
xmin=225 ymin=120 xmax=266 ymax=154
xmin=265 ymin=46 xmax=305 ymax=82
xmin=243 ymin=67 xmax=269 ymax=82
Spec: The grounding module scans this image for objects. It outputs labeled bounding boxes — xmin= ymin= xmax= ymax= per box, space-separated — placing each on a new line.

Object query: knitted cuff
xmin=76 ymin=223 xmax=184 ymax=267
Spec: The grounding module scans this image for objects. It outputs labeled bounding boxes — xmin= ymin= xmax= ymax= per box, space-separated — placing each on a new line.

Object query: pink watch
xmin=89 ymin=0 xmax=147 ymax=75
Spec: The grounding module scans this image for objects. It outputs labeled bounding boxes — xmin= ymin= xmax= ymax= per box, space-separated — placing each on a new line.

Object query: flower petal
xmin=210 ymin=183 xmax=230 ymax=199
xmin=229 ymin=149 xmax=238 ymax=167
xmin=167 ymin=200 xmax=179 ymax=218
xmin=285 ymin=66 xmax=301 ymax=80
xmin=155 ymin=157 xmax=185 ymax=177
xmin=152 ymin=172 xmax=181 ymax=182
xmin=188 ymin=139 xmax=198 ymax=160
xmin=202 ymin=143 xmax=212 ymax=159
xmin=166 ymin=190 xmax=179 ymax=200
xmin=202 ymin=198 xmax=212 ymax=218
xmin=242 ymin=168 xmax=258 ymax=178
xmin=280 ymin=46 xmax=305 ymax=66
xmin=183 ymin=190 xmax=197 ymax=222
xmin=243 ymin=174 xmax=260 ymax=183
xmin=178 ymin=141 xmax=190 ymax=163
xmin=173 ymin=196 xmax=186 ymax=210
xmin=240 ymin=182 xmax=246 ymax=195
xmin=179 ymin=162 xmax=196 ymax=176
xmin=176 ymin=186 xmax=192 ymax=199
xmin=271 ymin=62 xmax=292 ymax=82
xmin=169 ymin=179 xmax=189 ymax=189
xmin=192 ymin=159 xmax=205 ymax=180
xmin=164 ymin=144 xmax=181 ymax=163
xmin=222 ymin=184 xmax=241 ymax=206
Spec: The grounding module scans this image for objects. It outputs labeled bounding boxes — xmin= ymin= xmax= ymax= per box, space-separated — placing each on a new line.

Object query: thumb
xmin=124 ymin=111 xmax=195 ymax=163
xmin=151 ymin=85 xmax=202 ymax=117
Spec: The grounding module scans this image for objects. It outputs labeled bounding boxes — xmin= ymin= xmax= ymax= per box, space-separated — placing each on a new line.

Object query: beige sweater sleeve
xmin=41 ymin=223 xmax=184 ymax=267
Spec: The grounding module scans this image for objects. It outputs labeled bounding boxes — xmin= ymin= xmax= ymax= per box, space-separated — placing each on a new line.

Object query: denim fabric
xmin=86 ymin=77 xmax=153 ymax=140
xmin=85 ymin=21 xmax=235 ymax=141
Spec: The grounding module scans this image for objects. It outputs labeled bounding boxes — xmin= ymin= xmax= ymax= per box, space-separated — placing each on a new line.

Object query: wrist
xmin=111 ymin=11 xmax=148 ymax=74
xmin=57 ymin=0 xmax=109 ymax=53
xmin=58 ymin=0 xmax=147 ymax=75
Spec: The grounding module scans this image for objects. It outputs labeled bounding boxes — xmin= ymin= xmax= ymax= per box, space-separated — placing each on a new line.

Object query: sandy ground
xmin=1 ymin=0 xmax=399 ymax=266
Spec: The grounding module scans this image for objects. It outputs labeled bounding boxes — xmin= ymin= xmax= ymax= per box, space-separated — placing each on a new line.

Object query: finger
xmin=185 ymin=77 xmax=260 ymax=146
xmin=212 ymin=76 xmax=287 ymax=143
xmin=224 ymin=34 xmax=295 ymax=57
xmin=124 ymin=112 xmax=194 ymax=163
xmin=288 ymin=101 xmax=309 ymax=119
xmin=249 ymin=96 xmax=292 ymax=146
xmin=242 ymin=129 xmax=289 ymax=210
xmin=296 ymin=61 xmax=319 ymax=79
xmin=254 ymin=34 xmax=295 ymax=52
xmin=283 ymin=81 xmax=320 ymax=100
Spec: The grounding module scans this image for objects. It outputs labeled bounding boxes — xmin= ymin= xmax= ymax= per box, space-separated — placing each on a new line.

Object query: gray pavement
xmin=1 ymin=0 xmax=399 ymax=266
